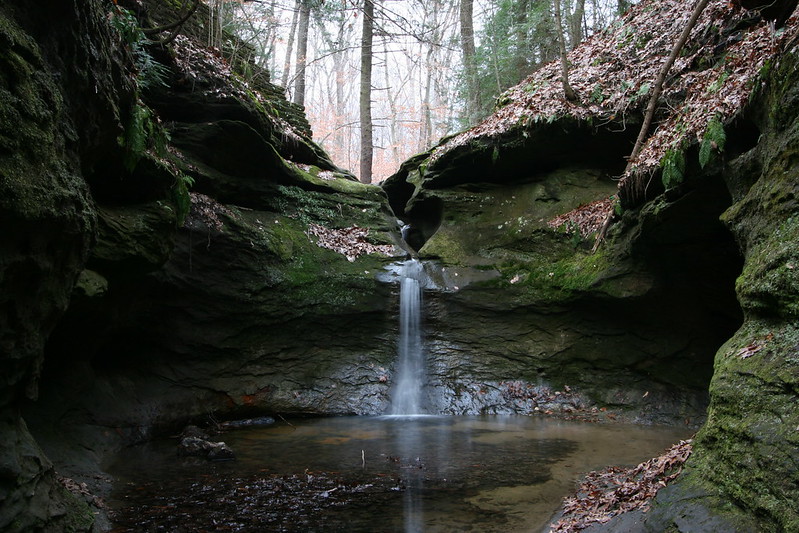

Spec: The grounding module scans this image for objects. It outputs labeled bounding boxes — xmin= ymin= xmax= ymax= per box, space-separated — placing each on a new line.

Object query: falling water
xmin=389 ymin=259 xmax=426 ymax=415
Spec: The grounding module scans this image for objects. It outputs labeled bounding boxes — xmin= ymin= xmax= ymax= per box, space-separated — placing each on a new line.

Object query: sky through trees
xmin=213 ymin=0 xmax=634 ymax=182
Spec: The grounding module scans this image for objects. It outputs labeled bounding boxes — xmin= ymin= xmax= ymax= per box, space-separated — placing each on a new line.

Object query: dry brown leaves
xmin=171 ymin=35 xmax=305 ymax=144
xmin=431 ymin=0 xmax=799 ymax=188
xmin=547 ymin=197 xmax=614 ymax=237
xmin=58 ymin=475 xmax=105 ymax=508
xmin=550 ymin=439 xmax=693 ymax=532
xmin=186 ymin=192 xmax=232 ymax=231
xmin=290 ymin=162 xmax=336 ymax=179
xmin=735 ymin=331 xmax=774 ymax=359
xmin=307 ymin=224 xmax=394 ymax=262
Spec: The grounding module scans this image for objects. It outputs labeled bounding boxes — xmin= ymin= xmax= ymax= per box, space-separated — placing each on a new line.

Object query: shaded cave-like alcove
xmin=612 ymin=170 xmax=746 ymax=403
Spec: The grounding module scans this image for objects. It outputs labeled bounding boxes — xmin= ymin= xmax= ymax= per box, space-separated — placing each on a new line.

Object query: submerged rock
xmin=219 ymin=416 xmax=276 ymax=430
xmin=178 ymin=437 xmax=234 ymax=461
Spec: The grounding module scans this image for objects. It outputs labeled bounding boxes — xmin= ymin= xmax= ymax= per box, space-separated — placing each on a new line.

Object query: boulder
xmin=178 ymin=437 xmax=234 ymax=461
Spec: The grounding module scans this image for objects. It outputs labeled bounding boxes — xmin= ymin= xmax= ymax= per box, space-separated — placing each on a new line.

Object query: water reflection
xmin=393 ymin=416 xmax=424 ymax=533
xmin=108 ymin=416 xmax=692 ymax=532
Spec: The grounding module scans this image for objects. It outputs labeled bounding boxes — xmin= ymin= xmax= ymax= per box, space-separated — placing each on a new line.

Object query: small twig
xmin=143 ymin=0 xmax=201 ymax=36
xmin=277 ymin=413 xmax=296 ymax=428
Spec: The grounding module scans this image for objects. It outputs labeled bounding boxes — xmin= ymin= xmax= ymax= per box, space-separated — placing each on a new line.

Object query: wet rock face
xmin=539 ymin=52 xmax=799 ymax=533
xmin=655 ymin=54 xmax=799 ymax=532
xmin=0 ymin=0 xmax=139 ymax=530
xmin=21 ymin=0 xmax=403 ymax=468
xmin=382 ymin=133 xmax=743 ymax=423
xmin=5 ymin=0 xmax=402 ymax=528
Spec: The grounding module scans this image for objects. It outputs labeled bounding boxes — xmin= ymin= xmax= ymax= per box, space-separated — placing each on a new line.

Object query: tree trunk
xmin=553 ymin=0 xmax=578 ymax=101
xmin=625 ymin=0 xmax=711 ymax=173
xmin=359 ymin=0 xmax=375 ymax=184
xmin=383 ymin=39 xmax=401 ymax=168
xmin=420 ymin=0 xmax=441 ymax=150
xmin=459 ymin=0 xmax=480 ymax=124
xmin=594 ymin=0 xmax=711 ymax=252
xmin=570 ymin=0 xmax=586 ymax=49
xmin=293 ymin=0 xmax=311 ymax=107
xmin=280 ymin=1 xmax=299 ymax=89
xmin=514 ymin=0 xmax=531 ymax=77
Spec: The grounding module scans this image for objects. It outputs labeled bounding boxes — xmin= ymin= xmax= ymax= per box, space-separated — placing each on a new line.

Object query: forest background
xmin=208 ymin=0 xmax=634 ymax=183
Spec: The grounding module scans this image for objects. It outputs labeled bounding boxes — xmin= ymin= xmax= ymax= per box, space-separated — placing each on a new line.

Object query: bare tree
xmin=459 ymin=0 xmax=480 ymax=125
xmin=553 ymin=0 xmax=578 ymax=101
xmin=281 ymin=1 xmax=299 ymax=88
xmin=594 ymin=0 xmax=712 ymax=251
xmin=626 ymin=0 xmax=711 ymax=172
xmin=293 ymin=0 xmax=312 ymax=107
xmin=359 ymin=0 xmax=375 ymax=184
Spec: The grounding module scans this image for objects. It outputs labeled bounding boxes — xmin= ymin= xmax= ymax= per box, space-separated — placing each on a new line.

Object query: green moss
xmin=722 ymin=147 xmax=799 ymax=319
xmin=684 ymin=320 xmax=799 ymax=531
xmin=419 ymin=227 xmax=470 ymax=263
xmin=223 ymin=209 xmax=390 ymax=317
xmin=488 ymin=246 xmax=610 ymax=303
xmin=0 ymin=10 xmax=93 ymax=235
xmin=0 ymin=14 xmax=59 ymax=157
xmin=58 ymin=485 xmax=95 ymax=532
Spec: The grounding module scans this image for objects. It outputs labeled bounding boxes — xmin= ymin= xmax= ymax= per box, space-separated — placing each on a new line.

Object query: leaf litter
xmin=431 ymin=0 xmax=799 ymax=208
xmin=550 ymin=439 xmax=693 ymax=532
xmin=547 ymin=197 xmax=615 ymax=238
xmin=307 ymin=224 xmax=394 ymax=262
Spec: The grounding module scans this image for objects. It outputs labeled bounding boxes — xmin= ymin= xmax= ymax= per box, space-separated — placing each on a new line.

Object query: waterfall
xmin=389 ymin=259 xmax=426 ymax=415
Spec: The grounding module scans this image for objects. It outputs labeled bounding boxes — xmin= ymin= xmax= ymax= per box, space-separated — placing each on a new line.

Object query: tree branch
xmin=593 ymin=0 xmax=711 ymax=252
xmin=143 ymin=0 xmax=201 ymax=37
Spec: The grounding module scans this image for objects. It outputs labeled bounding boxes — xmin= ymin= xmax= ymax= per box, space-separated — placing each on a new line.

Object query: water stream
xmin=389 ymin=259 xmax=427 ymax=415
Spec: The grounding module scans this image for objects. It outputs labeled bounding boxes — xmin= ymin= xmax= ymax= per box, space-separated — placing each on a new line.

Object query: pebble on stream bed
xmin=109 ymin=471 xmax=403 ymax=532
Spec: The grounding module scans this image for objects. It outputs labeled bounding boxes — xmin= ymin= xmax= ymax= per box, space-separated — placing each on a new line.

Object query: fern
xmin=661 ymin=149 xmax=686 ymax=190
xmin=699 ymin=116 xmax=726 ymax=168
xmin=120 ymin=102 xmax=152 ymax=171
xmin=172 ymin=173 xmax=195 ymax=225
xmin=119 ymin=100 xmax=170 ymax=172
xmin=635 ymin=82 xmax=651 ymax=98
xmin=707 ymin=71 xmax=730 ymax=94
xmin=590 ymin=84 xmax=606 ymax=104
xmin=111 ymin=7 xmax=169 ymax=90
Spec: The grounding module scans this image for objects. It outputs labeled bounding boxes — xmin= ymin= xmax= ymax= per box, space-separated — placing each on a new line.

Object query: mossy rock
xmin=684 ymin=320 xmax=799 ymax=531
xmin=91 ymin=201 xmax=178 ymax=277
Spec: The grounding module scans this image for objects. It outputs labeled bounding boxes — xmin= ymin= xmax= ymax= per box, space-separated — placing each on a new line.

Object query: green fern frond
xmin=172 ymin=173 xmax=194 ymax=225
xmin=699 ymin=116 xmax=726 ymax=168
xmin=661 ymin=149 xmax=685 ymax=190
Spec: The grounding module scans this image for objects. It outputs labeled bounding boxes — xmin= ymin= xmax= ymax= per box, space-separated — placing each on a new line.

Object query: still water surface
xmin=108 ymin=415 xmax=691 ymax=532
